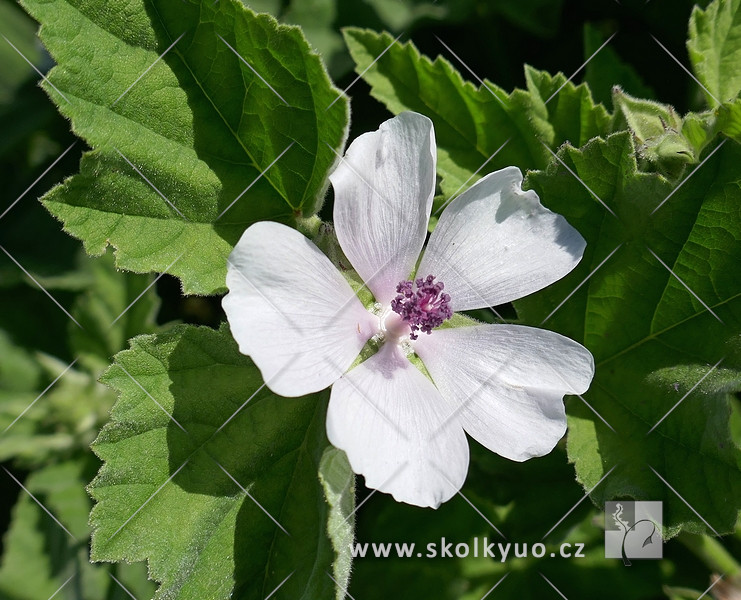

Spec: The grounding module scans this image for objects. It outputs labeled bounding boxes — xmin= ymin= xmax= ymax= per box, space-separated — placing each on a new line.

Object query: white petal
xmin=414 ymin=324 xmax=595 ymax=461
xmin=327 ymin=343 xmax=469 ymax=508
xmin=223 ymin=221 xmax=376 ymax=397
xmin=330 ymin=112 xmax=436 ymax=303
xmin=418 ymin=166 xmax=586 ymax=310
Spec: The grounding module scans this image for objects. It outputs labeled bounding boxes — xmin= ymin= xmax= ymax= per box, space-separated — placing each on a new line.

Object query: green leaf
xmin=0 ymin=0 xmax=42 ymax=107
xmin=687 ymin=0 xmax=741 ymax=106
xmin=519 ymin=132 xmax=741 ymax=536
xmin=89 ymin=324 xmax=353 ymax=600
xmin=69 ymin=250 xmax=160 ymax=373
xmin=20 ymin=0 xmax=349 ymax=295
xmin=0 ymin=354 xmax=113 ymax=467
xmin=524 ymin=66 xmax=611 ymax=149
xmin=718 ymin=97 xmax=741 ymax=142
xmin=343 ymin=29 xmax=610 ymax=198
xmin=0 ymin=459 xmax=155 ymax=600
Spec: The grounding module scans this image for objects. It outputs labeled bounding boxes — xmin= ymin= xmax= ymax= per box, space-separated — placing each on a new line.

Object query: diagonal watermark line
xmin=323 ymin=140 xmax=396 ymax=212
xmin=334 ymin=462 xmax=409 ymax=531
xmin=327 ymin=31 xmax=404 ymax=110
xmin=427 ymin=352 xmax=518 ymax=443
xmin=333 ymin=359 xmax=410 ymax=440
xmin=542 ymin=143 xmax=618 ymax=219
xmin=649 ymin=465 xmax=720 ymax=536
xmin=647 ymin=246 xmax=724 ymax=324
xmin=110 ymin=252 xmax=184 ymax=327
xmin=651 ymin=35 xmax=721 ymax=106
xmin=432 ymin=466 xmax=506 ymax=539
xmin=225 ymin=258 xmax=302 ymax=332
xmin=698 ymin=574 xmax=725 ymax=600
xmin=646 ymin=357 xmax=723 ymax=435
xmin=3 ymin=467 xmax=76 ymax=539
xmin=117 ymin=363 xmax=189 ymax=434
xmin=216 ymin=141 xmax=295 ymax=220
xmin=327 ymin=572 xmax=357 ymax=600
xmin=1 ymin=34 xmax=70 ymax=103
xmin=108 ymin=459 xmax=190 ymax=541
xmin=540 ymin=573 xmax=569 ymax=600
xmin=211 ymin=458 xmax=290 ymax=536
xmin=434 ymin=35 xmax=506 ymax=108
xmin=434 ymin=138 xmax=512 ymax=216
xmin=542 ymin=465 xmax=616 ymax=540
xmin=108 ymin=573 xmax=139 ymax=600
xmin=650 ymin=139 xmax=727 ymax=216
xmin=213 ymin=381 xmax=266 ymax=436
xmin=218 ymin=34 xmax=289 ymax=106
xmin=112 ymin=32 xmax=186 ymax=106
xmin=47 ymin=574 xmax=75 ymax=600
xmin=576 ymin=394 xmax=617 ymax=434
xmin=0 ymin=141 xmax=78 ymax=221
xmin=443 ymin=259 xmax=505 ymax=322
xmin=545 ymin=32 xmax=617 ymax=104
xmin=3 ymin=357 xmax=78 ymax=435
xmin=481 ymin=573 xmax=509 ymax=600
xmin=0 ymin=244 xmax=82 ymax=328
xmin=541 ymin=244 xmax=623 ymax=325
xmin=264 ymin=571 xmax=294 ymax=600
xmin=115 ymin=147 xmax=187 ymax=220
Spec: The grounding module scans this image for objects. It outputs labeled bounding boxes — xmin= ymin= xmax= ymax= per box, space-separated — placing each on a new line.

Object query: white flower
xmin=223 ymin=112 xmax=594 ymax=508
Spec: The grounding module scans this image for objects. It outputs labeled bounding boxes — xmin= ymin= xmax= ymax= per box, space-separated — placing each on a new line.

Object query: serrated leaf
xmin=20 ymin=0 xmax=349 ymax=295
xmin=89 ymin=324 xmax=353 ymax=600
xmin=0 ymin=458 xmax=154 ymax=600
xmin=518 ymin=132 xmax=741 ymax=536
xmin=343 ymin=29 xmax=610 ymax=198
xmin=687 ymin=0 xmax=741 ymax=106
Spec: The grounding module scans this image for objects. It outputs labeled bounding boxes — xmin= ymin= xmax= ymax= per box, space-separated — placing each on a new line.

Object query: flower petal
xmin=330 ymin=112 xmax=436 ymax=303
xmin=223 ymin=221 xmax=376 ymax=397
xmin=418 ymin=167 xmax=586 ymax=310
xmin=327 ymin=343 xmax=469 ymax=508
xmin=414 ymin=324 xmax=595 ymax=461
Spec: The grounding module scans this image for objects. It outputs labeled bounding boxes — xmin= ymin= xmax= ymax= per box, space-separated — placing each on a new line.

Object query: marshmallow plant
xmin=224 ymin=112 xmax=595 ymax=508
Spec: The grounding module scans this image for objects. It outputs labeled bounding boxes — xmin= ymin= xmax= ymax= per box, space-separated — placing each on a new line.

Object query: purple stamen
xmin=390 ymin=275 xmax=453 ymax=340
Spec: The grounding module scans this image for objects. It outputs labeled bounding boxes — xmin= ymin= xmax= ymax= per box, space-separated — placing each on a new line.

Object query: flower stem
xmin=294 ymin=214 xmax=322 ymax=239
xmin=678 ymin=533 xmax=741 ymax=576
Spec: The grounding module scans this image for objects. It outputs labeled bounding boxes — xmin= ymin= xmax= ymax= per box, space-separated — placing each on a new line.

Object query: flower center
xmin=390 ymin=275 xmax=453 ymax=340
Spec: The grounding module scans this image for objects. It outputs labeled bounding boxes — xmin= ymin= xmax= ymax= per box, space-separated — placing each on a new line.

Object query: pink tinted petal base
xmin=326 ymin=343 xmax=469 ymax=508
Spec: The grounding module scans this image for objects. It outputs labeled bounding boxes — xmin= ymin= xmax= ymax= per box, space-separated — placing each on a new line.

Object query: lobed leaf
xmin=89 ymin=324 xmax=353 ymax=600
xmin=519 ymin=132 xmax=741 ymax=536
xmin=20 ymin=0 xmax=349 ymax=294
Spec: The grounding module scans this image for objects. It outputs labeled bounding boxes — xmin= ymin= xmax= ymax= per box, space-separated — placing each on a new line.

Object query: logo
xmin=605 ymin=501 xmax=662 ymax=565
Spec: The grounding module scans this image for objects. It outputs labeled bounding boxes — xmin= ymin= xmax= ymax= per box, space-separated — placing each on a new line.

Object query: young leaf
xmin=20 ymin=0 xmax=349 ymax=295
xmin=69 ymin=250 xmax=160 ymax=374
xmin=687 ymin=0 xmax=741 ymax=106
xmin=519 ymin=132 xmax=741 ymax=537
xmin=343 ymin=29 xmax=610 ymax=198
xmin=0 ymin=458 xmax=154 ymax=600
xmin=89 ymin=324 xmax=353 ymax=600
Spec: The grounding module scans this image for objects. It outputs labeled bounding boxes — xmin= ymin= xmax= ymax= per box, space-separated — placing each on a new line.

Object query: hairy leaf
xmin=89 ymin=324 xmax=353 ymax=600
xmin=688 ymin=0 xmax=741 ymax=106
xmin=343 ymin=29 xmax=610 ymax=198
xmin=519 ymin=132 xmax=741 ymax=536
xmin=20 ymin=0 xmax=349 ymax=294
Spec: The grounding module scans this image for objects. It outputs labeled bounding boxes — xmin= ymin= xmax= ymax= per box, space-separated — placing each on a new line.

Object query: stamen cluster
xmin=391 ymin=275 xmax=453 ymax=340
